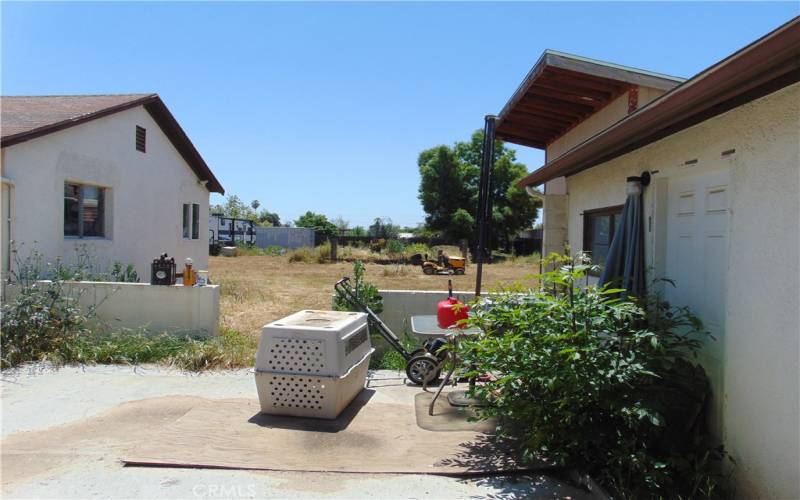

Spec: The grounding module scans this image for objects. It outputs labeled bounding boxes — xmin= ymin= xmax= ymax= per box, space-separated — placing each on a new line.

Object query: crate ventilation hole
xmin=267 ymin=375 xmax=326 ymax=410
xmin=267 ymin=338 xmax=325 ymax=374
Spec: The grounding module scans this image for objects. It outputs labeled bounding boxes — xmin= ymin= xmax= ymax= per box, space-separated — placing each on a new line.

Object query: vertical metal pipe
xmin=475 ymin=115 xmax=496 ymax=297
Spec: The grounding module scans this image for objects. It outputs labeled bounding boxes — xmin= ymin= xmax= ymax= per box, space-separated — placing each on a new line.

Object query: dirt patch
xmin=210 ymin=256 xmax=538 ymax=337
xmin=0 ymin=396 xmax=201 ymax=493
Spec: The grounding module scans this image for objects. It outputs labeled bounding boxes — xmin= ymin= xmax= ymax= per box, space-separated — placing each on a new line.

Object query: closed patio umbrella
xmin=598 ymin=175 xmax=648 ymax=298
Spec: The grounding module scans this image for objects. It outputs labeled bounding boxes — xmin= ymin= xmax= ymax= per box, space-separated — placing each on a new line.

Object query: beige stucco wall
xmin=547 ymin=86 xmax=667 ymax=160
xmin=561 ymin=83 xmax=800 ymax=498
xmin=1 ymin=106 xmax=211 ymax=282
xmin=6 ymin=281 xmax=220 ymax=336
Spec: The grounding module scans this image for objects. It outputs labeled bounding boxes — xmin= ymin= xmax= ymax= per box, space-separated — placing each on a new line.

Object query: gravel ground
xmin=1 ymin=364 xmax=591 ymax=499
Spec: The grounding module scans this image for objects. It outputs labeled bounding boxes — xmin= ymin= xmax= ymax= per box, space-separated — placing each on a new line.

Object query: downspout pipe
xmin=475 ymin=115 xmax=496 ymax=297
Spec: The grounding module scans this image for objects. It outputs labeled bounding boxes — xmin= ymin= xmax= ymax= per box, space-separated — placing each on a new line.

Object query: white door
xmin=664 ymin=167 xmax=730 ymax=433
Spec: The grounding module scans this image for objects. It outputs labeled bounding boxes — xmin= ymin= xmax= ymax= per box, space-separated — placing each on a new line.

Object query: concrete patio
xmin=1 ymin=365 xmax=592 ymax=499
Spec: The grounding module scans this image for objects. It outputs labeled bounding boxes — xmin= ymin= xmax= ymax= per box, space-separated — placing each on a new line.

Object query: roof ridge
xmin=2 ymin=93 xmax=156 ymax=98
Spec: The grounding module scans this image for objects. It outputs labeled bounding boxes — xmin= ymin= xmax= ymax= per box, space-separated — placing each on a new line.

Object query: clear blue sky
xmin=3 ymin=2 xmax=797 ymax=228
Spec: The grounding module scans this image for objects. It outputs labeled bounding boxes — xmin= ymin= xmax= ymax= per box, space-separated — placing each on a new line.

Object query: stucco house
xmin=494 ymin=19 xmax=799 ymax=497
xmin=0 ymin=94 xmax=224 ymax=282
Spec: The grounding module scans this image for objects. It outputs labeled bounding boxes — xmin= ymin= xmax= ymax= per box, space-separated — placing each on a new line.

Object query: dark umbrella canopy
xmin=598 ymin=176 xmax=646 ymax=298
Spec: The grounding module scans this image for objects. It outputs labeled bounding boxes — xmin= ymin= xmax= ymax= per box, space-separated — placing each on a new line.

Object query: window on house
xmin=583 ymin=205 xmax=623 ymax=269
xmin=182 ymin=203 xmax=200 ymax=240
xmin=192 ymin=204 xmax=200 ymax=239
xmin=182 ymin=204 xmax=191 ymax=239
xmin=136 ymin=126 xmax=146 ymax=153
xmin=64 ymin=182 xmax=106 ymax=238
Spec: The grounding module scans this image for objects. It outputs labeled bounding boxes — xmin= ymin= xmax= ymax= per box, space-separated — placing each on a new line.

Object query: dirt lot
xmin=210 ymin=255 xmax=538 ymax=337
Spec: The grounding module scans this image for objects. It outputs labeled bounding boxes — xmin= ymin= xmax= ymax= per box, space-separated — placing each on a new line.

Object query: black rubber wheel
xmin=454 ymin=268 xmax=465 ymax=275
xmin=405 ymin=354 xmax=441 ymax=385
xmin=422 ymin=266 xmax=435 ymax=275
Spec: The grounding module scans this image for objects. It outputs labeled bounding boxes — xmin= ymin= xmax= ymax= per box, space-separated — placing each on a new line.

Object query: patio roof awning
xmin=510 ymin=18 xmax=800 ymax=188
xmin=495 ymin=50 xmax=684 ymax=149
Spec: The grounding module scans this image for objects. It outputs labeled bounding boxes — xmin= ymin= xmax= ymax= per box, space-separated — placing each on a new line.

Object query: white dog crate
xmin=255 ymin=310 xmax=374 ymax=419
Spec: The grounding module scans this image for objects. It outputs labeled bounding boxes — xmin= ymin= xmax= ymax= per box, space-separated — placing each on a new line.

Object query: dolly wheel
xmin=406 ymin=354 xmax=441 ymax=385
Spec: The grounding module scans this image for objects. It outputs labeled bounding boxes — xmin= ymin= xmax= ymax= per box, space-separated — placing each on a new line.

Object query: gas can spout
xmin=448 ymin=279 xmax=453 ymax=298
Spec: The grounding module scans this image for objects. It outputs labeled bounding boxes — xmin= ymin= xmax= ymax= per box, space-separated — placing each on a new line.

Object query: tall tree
xmin=295 ymin=211 xmax=337 ymax=238
xmin=368 ymin=217 xmax=400 ymax=239
xmin=418 ymin=130 xmax=540 ymax=249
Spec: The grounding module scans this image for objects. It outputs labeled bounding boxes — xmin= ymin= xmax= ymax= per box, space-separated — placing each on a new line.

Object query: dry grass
xmin=210 ymin=255 xmax=539 ymax=338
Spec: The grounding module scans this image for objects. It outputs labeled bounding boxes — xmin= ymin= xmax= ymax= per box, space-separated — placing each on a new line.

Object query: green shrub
xmin=316 ymin=241 xmax=331 ymax=263
xmin=384 ymin=239 xmax=405 ymax=256
xmin=287 ymin=247 xmax=315 ymax=263
xmin=461 ymin=254 xmax=730 ymax=499
xmin=1 ymin=279 xmax=92 ymax=368
xmin=333 ymin=261 xmax=383 ymax=314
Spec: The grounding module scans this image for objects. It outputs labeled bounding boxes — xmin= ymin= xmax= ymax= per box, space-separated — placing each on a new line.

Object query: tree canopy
xmin=294 ymin=211 xmax=337 ymax=238
xmin=417 ymin=130 xmax=540 ymax=249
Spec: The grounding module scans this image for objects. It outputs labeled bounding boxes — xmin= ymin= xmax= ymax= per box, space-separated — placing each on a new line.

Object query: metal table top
xmin=409 ymin=315 xmax=481 ymax=338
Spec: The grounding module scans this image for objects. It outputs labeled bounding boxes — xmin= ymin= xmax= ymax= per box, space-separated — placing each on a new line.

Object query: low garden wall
xmin=7 ymin=281 xmax=220 ymax=337
xmin=378 ymin=289 xmax=475 ymax=336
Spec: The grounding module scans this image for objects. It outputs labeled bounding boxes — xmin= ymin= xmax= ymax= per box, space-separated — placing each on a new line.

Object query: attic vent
xmin=135 ymin=126 xmax=146 ymax=153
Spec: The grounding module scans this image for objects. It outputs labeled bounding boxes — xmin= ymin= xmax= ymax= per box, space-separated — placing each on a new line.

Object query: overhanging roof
xmin=515 ymin=17 xmax=800 ymax=188
xmin=1 ymin=94 xmax=224 ymax=194
xmin=495 ymin=50 xmax=684 ymax=149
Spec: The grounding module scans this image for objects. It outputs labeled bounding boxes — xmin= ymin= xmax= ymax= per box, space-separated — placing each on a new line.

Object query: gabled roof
xmin=495 ymin=50 xmax=685 ymax=149
xmin=1 ymin=93 xmax=224 ymax=194
xmin=516 ymin=17 xmax=800 ymax=188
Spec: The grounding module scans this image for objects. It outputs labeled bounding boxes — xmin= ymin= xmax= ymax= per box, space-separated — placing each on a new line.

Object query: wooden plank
xmin=494 ymin=131 xmax=546 ymax=149
xmin=528 ymin=84 xmax=607 ymax=106
xmin=500 ymin=118 xmax=564 ymax=135
xmin=506 ymin=109 xmax=575 ymax=127
xmin=517 ymin=95 xmax=592 ymax=117
xmin=533 ymin=78 xmax=614 ymax=101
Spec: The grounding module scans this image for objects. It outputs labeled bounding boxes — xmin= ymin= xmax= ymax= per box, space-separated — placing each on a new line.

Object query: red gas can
xmin=437 ymin=280 xmax=469 ymax=329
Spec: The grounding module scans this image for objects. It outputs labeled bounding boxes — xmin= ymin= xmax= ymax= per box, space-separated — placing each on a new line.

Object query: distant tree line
xmin=211 ymin=196 xmax=282 ymax=227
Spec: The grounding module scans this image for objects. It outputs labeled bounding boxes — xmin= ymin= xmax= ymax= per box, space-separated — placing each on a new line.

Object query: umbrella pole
xmin=475 ymin=115 xmax=496 ymax=298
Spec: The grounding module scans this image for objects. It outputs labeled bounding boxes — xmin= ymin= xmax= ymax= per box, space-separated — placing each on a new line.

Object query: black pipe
xmin=475 ymin=115 xmax=496 ymax=297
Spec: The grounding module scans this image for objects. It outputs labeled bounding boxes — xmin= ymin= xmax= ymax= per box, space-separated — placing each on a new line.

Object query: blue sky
xmin=3 ymin=2 xmax=797 ymax=228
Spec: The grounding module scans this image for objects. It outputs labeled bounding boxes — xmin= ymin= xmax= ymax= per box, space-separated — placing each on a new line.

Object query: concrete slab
xmin=1 ymin=365 xmax=593 ymax=499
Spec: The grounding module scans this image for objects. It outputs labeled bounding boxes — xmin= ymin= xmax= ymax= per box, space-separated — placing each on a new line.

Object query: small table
xmin=410 ymin=315 xmax=482 ymax=416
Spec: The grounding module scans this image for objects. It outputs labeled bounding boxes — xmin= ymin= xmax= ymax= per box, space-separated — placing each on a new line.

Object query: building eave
xmin=517 ymin=17 xmax=800 ymax=188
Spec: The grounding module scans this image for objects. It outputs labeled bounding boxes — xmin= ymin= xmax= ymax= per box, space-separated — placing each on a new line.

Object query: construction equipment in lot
xmin=421 ymin=251 xmax=466 ymax=275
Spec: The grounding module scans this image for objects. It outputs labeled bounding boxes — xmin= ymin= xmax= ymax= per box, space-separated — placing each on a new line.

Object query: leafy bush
xmin=287 ymin=243 xmax=331 ymax=263
xmin=333 ymin=261 xmax=382 ymax=314
xmin=1 ymin=279 xmax=92 ymax=368
xmin=461 ymin=254 xmax=730 ymax=499
xmin=287 ymin=247 xmax=315 ymax=263
xmin=384 ymin=239 xmax=405 ymax=256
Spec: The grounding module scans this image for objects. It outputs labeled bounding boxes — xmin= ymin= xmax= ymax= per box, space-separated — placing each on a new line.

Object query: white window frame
xmin=182 ymin=203 xmax=200 ymax=240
